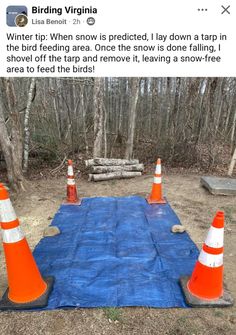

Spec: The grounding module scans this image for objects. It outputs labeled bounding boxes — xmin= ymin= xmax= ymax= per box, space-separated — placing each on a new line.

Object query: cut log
xmin=85 ymin=158 xmax=139 ymax=167
xmin=91 ymin=164 xmax=144 ymax=174
xmin=90 ymin=171 xmax=142 ymax=182
xmin=85 ymin=159 xmax=95 ymax=167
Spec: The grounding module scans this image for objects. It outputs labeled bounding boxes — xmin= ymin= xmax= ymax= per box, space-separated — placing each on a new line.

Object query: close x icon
xmin=221 ymin=5 xmax=230 ymax=14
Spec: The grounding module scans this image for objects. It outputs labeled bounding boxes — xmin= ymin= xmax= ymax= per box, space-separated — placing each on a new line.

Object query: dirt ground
xmin=0 ymin=173 xmax=235 ymax=335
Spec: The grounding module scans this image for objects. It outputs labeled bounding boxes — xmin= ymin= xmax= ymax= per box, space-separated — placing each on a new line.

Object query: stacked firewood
xmin=85 ymin=158 xmax=144 ymax=181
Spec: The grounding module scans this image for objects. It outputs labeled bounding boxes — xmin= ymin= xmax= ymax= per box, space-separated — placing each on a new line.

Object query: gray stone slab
xmin=201 ymin=176 xmax=236 ymax=195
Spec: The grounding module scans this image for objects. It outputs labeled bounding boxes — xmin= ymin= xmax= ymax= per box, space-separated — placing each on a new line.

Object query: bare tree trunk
xmin=50 ymin=78 xmax=62 ymax=140
xmin=56 ymin=78 xmax=65 ymax=139
xmin=0 ymin=79 xmax=26 ymax=191
xmin=93 ymin=78 xmax=104 ymax=157
xmin=0 ymin=104 xmax=15 ymax=185
xmin=228 ymin=147 xmax=236 ymax=176
xmin=196 ymin=78 xmax=207 ymax=142
xmin=171 ymin=77 xmax=181 ymax=135
xmin=151 ymin=78 xmax=158 ymax=136
xmin=165 ymin=77 xmax=172 ymax=134
xmin=224 ymin=92 xmax=235 ymax=133
xmin=103 ymin=104 xmax=107 ymax=158
xmin=125 ymin=78 xmax=140 ymax=159
xmin=80 ymin=85 xmax=89 ymax=155
xmin=230 ymin=107 xmax=236 ymax=150
xmin=214 ymin=78 xmax=225 ymax=134
xmin=23 ymin=78 xmax=36 ymax=172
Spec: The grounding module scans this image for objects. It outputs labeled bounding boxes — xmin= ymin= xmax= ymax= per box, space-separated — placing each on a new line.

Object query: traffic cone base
xmin=66 ymin=185 xmax=81 ymax=205
xmin=180 ymin=276 xmax=234 ymax=307
xmin=66 ymin=181 xmax=80 ymax=204
xmin=146 ymin=195 xmax=167 ymax=204
xmin=0 ymin=276 xmax=54 ymax=311
xmin=65 ymin=198 xmax=82 ymax=206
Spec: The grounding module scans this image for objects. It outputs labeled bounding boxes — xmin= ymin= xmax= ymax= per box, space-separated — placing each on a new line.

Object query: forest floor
xmin=0 ymin=173 xmax=235 ymax=335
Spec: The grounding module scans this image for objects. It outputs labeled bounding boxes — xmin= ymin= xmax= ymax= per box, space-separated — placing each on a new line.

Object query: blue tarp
xmin=33 ymin=196 xmax=199 ymax=309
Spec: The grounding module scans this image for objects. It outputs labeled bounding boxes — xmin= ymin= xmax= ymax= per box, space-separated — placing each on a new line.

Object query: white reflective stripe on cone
xmin=68 ymin=166 xmax=74 ymax=176
xmin=0 ymin=198 xmax=17 ymax=223
xmin=198 ymin=249 xmax=223 ymax=267
xmin=205 ymin=226 xmax=224 ymax=248
xmin=155 ymin=165 xmax=161 ymax=174
xmin=153 ymin=176 xmax=161 ymax=184
xmin=67 ymin=179 xmax=75 ymax=185
xmin=2 ymin=226 xmax=25 ymax=243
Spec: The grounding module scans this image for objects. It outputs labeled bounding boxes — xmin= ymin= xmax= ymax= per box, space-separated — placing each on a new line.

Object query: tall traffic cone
xmin=66 ymin=159 xmax=81 ymax=205
xmin=146 ymin=158 xmax=166 ymax=204
xmin=0 ymin=183 xmax=54 ymax=310
xmin=180 ymin=211 xmax=234 ymax=307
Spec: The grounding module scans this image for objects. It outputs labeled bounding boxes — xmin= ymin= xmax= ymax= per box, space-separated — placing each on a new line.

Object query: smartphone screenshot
xmin=0 ymin=1 xmax=235 ymax=334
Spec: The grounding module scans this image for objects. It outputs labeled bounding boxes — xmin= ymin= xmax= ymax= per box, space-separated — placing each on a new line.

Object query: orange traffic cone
xmin=0 ymin=183 xmax=54 ymax=310
xmin=180 ymin=211 xmax=234 ymax=307
xmin=66 ymin=159 xmax=81 ymax=205
xmin=147 ymin=158 xmax=166 ymax=204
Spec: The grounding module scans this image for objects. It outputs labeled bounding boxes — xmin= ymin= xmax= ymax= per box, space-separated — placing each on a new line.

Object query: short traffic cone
xmin=180 ymin=211 xmax=234 ymax=307
xmin=66 ymin=159 xmax=81 ymax=205
xmin=147 ymin=158 xmax=166 ymax=204
xmin=0 ymin=183 xmax=54 ymax=310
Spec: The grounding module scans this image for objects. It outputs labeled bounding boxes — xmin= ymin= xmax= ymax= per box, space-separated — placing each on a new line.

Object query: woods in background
xmin=0 ymin=77 xmax=236 ymax=190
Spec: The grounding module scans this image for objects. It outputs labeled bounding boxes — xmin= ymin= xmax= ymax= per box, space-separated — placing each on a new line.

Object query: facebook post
xmin=0 ymin=0 xmax=235 ymax=334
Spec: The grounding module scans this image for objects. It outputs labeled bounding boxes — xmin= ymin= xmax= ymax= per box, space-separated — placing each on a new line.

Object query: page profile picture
xmin=6 ymin=6 xmax=28 ymax=27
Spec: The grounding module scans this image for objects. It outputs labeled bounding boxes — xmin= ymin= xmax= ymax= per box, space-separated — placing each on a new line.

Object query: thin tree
xmin=23 ymin=78 xmax=36 ymax=172
xmin=0 ymin=78 xmax=26 ymax=191
xmin=93 ymin=78 xmax=105 ymax=157
xmin=125 ymin=78 xmax=140 ymax=159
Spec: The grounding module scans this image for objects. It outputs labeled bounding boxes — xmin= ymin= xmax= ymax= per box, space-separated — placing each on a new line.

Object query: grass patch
xmin=103 ymin=308 xmax=123 ymax=322
xmin=214 ymin=310 xmax=224 ymax=318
